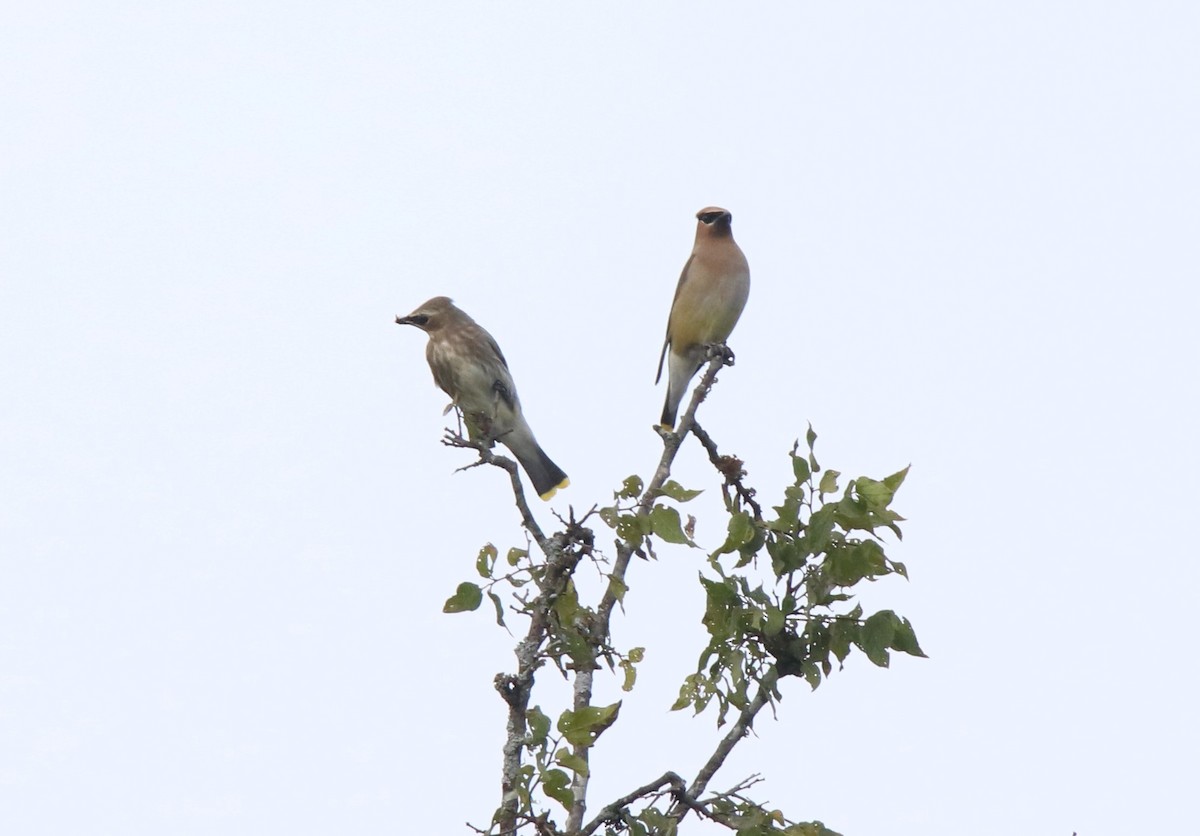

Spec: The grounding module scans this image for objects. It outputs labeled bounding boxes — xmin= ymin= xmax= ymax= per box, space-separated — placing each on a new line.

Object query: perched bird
xmin=655 ymin=207 xmax=751 ymax=429
xmin=395 ymin=296 xmax=569 ymax=500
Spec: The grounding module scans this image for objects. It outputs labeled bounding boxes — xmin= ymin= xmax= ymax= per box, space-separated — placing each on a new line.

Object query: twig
xmin=442 ymin=431 xmax=553 ymax=557
xmin=691 ymin=421 xmax=764 ymax=521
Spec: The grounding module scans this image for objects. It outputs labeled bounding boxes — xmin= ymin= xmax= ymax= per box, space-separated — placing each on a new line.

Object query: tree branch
xmin=667 ymin=667 xmax=780 ymax=825
xmin=579 ymin=771 xmax=688 ymax=836
xmin=440 ymin=434 xmax=591 ymax=836
xmin=457 ymin=350 xmax=732 ymax=835
xmin=563 ymin=352 xmax=732 ymax=832
xmin=442 ymin=431 xmax=553 ymax=556
xmin=691 ymin=421 xmax=764 ymax=522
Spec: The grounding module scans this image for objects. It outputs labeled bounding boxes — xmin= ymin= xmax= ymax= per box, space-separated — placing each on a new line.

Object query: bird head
xmin=395 ymin=296 xmax=457 ymax=332
xmin=695 ymin=207 xmax=734 ymax=237
xmin=696 ymin=207 xmax=731 ymax=223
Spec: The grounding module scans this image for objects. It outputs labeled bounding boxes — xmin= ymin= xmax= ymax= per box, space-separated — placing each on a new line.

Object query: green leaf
xmin=700 ymin=576 xmax=742 ymax=640
xmin=553 ymin=579 xmax=581 ymax=624
xmin=770 ymin=485 xmax=803 ymax=532
xmin=786 ymin=822 xmax=844 ymax=836
xmin=806 ymin=424 xmax=821 ymax=472
xmin=487 ymin=590 xmax=506 ymax=627
xmin=627 ymin=646 xmax=645 ymax=663
xmin=883 ymin=465 xmax=910 ymax=493
xmin=763 ymin=604 xmax=785 ymax=636
xmin=639 ymin=808 xmax=679 ymax=836
xmin=828 ymin=539 xmax=888 ymax=586
xmin=607 ymin=573 xmax=628 ymax=603
xmin=475 ymin=543 xmax=497 ymax=578
xmin=791 ymin=452 xmax=811 ymax=484
xmin=554 ymin=750 xmax=590 ymax=777
xmin=734 ymin=525 xmax=766 ymax=567
xmin=620 ymin=658 xmax=638 ymax=692
xmin=855 ymin=474 xmax=904 ymax=511
xmin=860 ymin=610 xmax=899 ymax=667
xmin=769 ymin=537 xmax=801 ymax=576
xmin=615 ymin=513 xmax=651 ymax=543
xmin=509 ymin=763 xmax=535 ymax=812
xmin=617 ymin=474 xmax=644 ymax=499
xmin=830 ymin=618 xmax=857 ymax=663
xmin=557 ymin=702 xmax=621 ymax=747
xmin=833 ymin=482 xmax=906 ymax=536
xmin=818 ymin=469 xmax=840 ymax=496
xmin=713 ymin=510 xmax=755 ymax=556
xmin=658 ymin=479 xmax=703 ymax=502
xmin=805 ymin=505 xmax=837 ymax=556
xmin=891 ymin=616 xmax=928 ymax=658
xmin=443 ymin=582 xmax=483 ymax=613
xmin=506 ymin=546 xmax=527 ymax=566
xmin=671 ymin=674 xmax=702 ymax=712
xmin=598 ymin=506 xmax=619 ymax=529
xmin=540 ymin=767 xmax=573 ymax=810
xmin=526 ymin=706 xmax=551 ymax=745
xmin=649 ymin=504 xmax=691 ymax=544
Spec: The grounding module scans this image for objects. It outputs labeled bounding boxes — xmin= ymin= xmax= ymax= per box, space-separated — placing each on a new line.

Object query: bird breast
xmin=428 ymin=338 xmax=517 ymax=428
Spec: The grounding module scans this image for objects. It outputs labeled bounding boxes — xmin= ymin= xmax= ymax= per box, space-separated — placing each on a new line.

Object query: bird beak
xmin=395 ymin=315 xmax=414 ymax=326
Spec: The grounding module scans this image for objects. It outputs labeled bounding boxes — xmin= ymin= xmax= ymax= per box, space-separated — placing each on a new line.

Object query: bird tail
xmin=660 ymin=391 xmax=681 ymax=431
xmin=503 ymin=421 xmax=570 ymax=500
xmin=521 ymin=447 xmax=570 ymax=501
xmin=659 ymin=348 xmax=696 ymax=430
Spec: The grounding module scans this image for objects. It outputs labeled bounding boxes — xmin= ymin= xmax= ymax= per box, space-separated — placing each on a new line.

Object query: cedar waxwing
xmin=655 ymin=207 xmax=751 ymax=429
xmin=396 ymin=296 xmax=569 ymax=500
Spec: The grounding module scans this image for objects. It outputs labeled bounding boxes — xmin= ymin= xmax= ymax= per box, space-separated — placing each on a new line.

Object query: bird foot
xmin=706 ymin=343 xmax=735 ymax=366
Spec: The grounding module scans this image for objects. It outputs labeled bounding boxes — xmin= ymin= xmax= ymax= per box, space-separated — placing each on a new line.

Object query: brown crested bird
xmin=396 ymin=296 xmax=569 ymax=500
xmin=655 ymin=207 xmax=751 ymax=429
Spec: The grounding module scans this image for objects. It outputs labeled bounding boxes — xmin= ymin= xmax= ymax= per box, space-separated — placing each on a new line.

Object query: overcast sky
xmin=3 ymin=3 xmax=1198 ymax=835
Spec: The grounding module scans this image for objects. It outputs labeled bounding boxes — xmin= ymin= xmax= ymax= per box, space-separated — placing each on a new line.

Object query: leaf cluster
xmin=673 ymin=427 xmax=925 ymax=724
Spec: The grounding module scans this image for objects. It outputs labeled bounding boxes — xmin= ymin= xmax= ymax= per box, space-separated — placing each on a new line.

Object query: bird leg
xmin=456 ymin=409 xmax=498 ymax=448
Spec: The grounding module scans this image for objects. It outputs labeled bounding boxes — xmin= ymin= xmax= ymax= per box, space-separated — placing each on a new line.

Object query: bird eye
xmin=410 ymin=314 xmax=429 ymax=326
xmin=699 ymin=212 xmax=723 ymax=224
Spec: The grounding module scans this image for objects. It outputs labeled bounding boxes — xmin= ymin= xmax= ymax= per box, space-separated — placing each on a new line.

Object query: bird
xmin=655 ymin=207 xmax=751 ymax=429
xmin=395 ymin=296 xmax=569 ymax=500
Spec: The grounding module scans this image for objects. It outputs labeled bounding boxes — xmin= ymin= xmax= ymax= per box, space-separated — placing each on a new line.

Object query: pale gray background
xmin=2 ymin=3 xmax=1198 ymax=834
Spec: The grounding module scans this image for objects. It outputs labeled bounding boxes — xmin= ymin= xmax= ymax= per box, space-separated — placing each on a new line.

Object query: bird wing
xmin=656 ymin=253 xmax=694 ymax=383
xmin=485 ymin=332 xmax=509 ymax=370
xmin=478 ymin=328 xmax=517 ymax=411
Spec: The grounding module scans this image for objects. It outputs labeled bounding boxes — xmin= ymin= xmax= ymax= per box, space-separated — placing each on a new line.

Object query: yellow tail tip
xmin=538 ymin=477 xmax=570 ymax=501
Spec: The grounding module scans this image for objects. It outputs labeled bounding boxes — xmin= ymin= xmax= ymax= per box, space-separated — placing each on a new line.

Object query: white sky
xmin=2 ymin=3 xmax=1198 ymax=834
